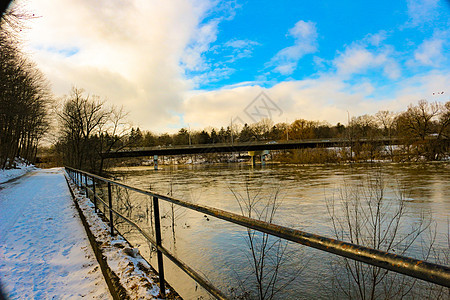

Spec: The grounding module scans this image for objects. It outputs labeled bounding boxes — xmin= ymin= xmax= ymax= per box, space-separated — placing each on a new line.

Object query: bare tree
xmin=96 ymin=106 xmax=131 ymax=174
xmin=375 ymin=110 xmax=397 ymax=161
xmin=56 ymin=87 xmax=109 ymax=170
xmin=400 ymin=100 xmax=440 ymax=140
xmin=0 ymin=17 xmax=51 ymax=168
xmin=230 ymin=181 xmax=302 ymax=300
xmin=395 ymin=100 xmax=447 ymax=160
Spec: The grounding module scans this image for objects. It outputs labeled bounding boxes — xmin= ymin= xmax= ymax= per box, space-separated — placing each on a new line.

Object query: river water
xmin=110 ymin=162 xmax=449 ymax=299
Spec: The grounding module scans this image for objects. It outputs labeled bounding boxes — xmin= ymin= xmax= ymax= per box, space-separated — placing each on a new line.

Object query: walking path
xmin=0 ymin=168 xmax=111 ymax=299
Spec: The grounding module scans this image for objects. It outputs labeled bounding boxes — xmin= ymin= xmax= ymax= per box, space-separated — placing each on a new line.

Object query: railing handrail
xmin=65 ymin=166 xmax=450 ymax=299
xmin=84 ymin=183 xmax=227 ymax=299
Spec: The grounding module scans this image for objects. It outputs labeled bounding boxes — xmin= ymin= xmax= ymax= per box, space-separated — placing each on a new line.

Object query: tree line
xmin=0 ymin=8 xmax=51 ymax=169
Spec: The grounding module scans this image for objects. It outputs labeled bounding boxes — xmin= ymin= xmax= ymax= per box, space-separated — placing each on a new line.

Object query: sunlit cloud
xmin=17 ymin=0 xmax=224 ymax=132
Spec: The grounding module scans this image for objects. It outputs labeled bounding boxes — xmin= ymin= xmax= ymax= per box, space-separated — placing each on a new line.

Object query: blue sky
xmin=190 ymin=0 xmax=448 ymax=89
xmin=16 ymin=0 xmax=450 ymax=132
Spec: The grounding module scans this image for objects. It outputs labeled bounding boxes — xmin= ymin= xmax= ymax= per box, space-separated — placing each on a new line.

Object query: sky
xmin=11 ymin=0 xmax=450 ymax=133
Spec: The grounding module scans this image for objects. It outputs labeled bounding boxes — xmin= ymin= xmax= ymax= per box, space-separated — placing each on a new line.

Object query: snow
xmin=0 ymin=158 xmax=36 ymax=184
xmin=66 ymin=177 xmax=173 ymax=299
xmin=0 ymin=168 xmax=111 ymax=299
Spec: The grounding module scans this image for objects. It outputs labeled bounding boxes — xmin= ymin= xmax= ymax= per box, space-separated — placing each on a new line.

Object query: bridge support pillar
xmin=154 ymin=155 xmax=158 ymax=170
xmin=248 ymin=150 xmax=269 ymax=167
xmin=261 ymin=150 xmax=269 ymax=166
xmin=248 ymin=151 xmax=257 ymax=167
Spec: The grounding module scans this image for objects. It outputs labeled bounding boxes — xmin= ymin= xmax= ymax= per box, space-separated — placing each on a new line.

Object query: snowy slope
xmin=0 ymin=159 xmax=35 ymax=184
xmin=0 ymin=168 xmax=111 ymax=299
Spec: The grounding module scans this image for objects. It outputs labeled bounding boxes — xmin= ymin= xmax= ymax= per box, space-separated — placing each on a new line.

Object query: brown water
xmin=110 ymin=162 xmax=449 ymax=299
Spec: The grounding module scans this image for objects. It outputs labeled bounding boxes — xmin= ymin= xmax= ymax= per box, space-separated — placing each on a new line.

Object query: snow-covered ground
xmin=0 ymin=168 xmax=111 ymax=299
xmin=0 ymin=158 xmax=36 ymax=184
xmin=67 ymin=176 xmax=172 ymax=299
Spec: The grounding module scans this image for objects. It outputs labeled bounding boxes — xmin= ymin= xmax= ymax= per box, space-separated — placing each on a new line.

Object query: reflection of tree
xmin=160 ymin=177 xmax=187 ymax=248
xmin=423 ymin=220 xmax=449 ymax=299
xmin=326 ymin=171 xmax=435 ymax=299
xmin=113 ymin=185 xmax=134 ymax=236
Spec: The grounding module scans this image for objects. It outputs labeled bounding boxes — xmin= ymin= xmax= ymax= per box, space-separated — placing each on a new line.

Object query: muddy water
xmin=110 ymin=162 xmax=449 ymax=299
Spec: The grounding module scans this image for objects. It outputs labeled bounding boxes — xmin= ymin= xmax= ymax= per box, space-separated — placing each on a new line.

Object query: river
xmin=109 ymin=162 xmax=449 ymax=299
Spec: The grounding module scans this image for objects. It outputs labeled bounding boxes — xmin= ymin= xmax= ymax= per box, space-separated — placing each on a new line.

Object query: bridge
xmin=102 ymin=137 xmax=403 ymax=158
xmin=102 ymin=137 xmax=405 ymax=168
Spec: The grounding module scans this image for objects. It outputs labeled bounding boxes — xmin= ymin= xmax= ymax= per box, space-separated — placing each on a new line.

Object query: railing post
xmin=108 ymin=182 xmax=114 ymax=236
xmin=92 ymin=177 xmax=98 ymax=213
xmin=84 ymin=173 xmax=88 ymax=196
xmin=153 ymin=196 xmax=166 ymax=298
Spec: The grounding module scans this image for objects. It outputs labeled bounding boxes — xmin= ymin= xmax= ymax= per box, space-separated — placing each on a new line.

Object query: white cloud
xmin=364 ymin=31 xmax=388 ymax=47
xmin=334 ymin=46 xmax=381 ymax=75
xmin=413 ymin=37 xmax=445 ymax=67
xmin=16 ymin=0 xmax=222 ymax=132
xmin=268 ymin=20 xmax=318 ymax=75
xmin=334 ymin=46 xmax=401 ymax=79
xmin=333 ymin=35 xmax=401 ymax=80
xmin=224 ymin=39 xmax=259 ymax=49
xmin=221 ymin=39 xmax=260 ymax=63
xmin=406 ymin=0 xmax=439 ymax=26
xmin=183 ymin=70 xmax=449 ymax=130
xmin=181 ymin=18 xmax=220 ymax=71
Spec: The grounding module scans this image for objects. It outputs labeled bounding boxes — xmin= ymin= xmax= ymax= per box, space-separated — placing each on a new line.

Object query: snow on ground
xmin=66 ymin=177 xmax=175 ymax=299
xmin=0 ymin=158 xmax=36 ymax=184
xmin=0 ymin=168 xmax=111 ymax=299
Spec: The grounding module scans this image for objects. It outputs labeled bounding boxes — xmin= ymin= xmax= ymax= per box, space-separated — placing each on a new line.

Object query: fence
xmin=65 ymin=166 xmax=450 ymax=299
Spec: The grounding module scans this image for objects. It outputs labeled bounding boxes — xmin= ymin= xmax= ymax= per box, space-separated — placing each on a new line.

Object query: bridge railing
xmin=65 ymin=166 xmax=450 ymax=299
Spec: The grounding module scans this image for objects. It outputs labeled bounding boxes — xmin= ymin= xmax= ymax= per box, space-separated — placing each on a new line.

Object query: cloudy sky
xmin=13 ymin=0 xmax=450 ymax=132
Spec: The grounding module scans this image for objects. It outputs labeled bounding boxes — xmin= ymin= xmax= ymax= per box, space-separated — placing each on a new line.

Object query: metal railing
xmin=65 ymin=166 xmax=450 ymax=299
